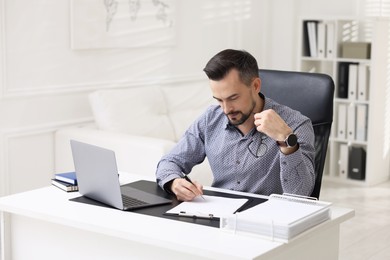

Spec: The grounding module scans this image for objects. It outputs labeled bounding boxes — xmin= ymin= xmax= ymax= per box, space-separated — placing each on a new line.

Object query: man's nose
xmin=222 ymin=101 xmax=233 ymax=114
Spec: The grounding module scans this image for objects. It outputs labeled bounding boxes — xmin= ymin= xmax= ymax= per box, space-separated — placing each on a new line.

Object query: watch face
xmin=286 ymin=134 xmax=298 ymax=147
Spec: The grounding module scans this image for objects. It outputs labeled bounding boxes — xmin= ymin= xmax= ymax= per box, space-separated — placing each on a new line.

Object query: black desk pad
xmin=70 ymin=180 xmax=267 ymax=228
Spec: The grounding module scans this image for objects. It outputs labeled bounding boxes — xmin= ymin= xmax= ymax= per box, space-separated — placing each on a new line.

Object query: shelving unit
xmin=298 ymin=17 xmax=390 ymax=186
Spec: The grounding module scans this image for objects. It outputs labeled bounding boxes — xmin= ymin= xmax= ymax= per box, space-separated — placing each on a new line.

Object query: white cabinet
xmin=298 ymin=17 xmax=390 ymax=185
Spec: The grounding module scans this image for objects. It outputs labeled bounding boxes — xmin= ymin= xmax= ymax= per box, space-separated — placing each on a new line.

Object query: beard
xmin=226 ymin=99 xmax=256 ymax=126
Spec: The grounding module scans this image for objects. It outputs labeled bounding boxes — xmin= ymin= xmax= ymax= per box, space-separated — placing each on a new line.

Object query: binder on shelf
xmin=356 ymin=104 xmax=368 ymax=142
xmin=325 ymin=22 xmax=335 ymax=58
xmin=307 ymin=21 xmax=318 ymax=57
xmin=348 ymin=63 xmax=358 ymax=100
xmin=347 ymin=104 xmax=356 ymax=141
xmin=338 ymin=144 xmax=349 ymax=179
xmin=302 ymin=21 xmax=311 ymax=57
xmin=317 ymin=22 xmax=326 ymax=58
xmin=338 ymin=62 xmax=351 ymax=98
xmin=220 ymin=194 xmax=332 ymax=243
xmin=357 ymin=64 xmax=369 ymax=101
xmin=348 ymin=147 xmax=366 ymax=180
xmin=337 ymin=104 xmax=347 ymax=139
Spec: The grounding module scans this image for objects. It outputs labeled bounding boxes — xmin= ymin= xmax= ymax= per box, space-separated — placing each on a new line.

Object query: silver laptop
xmin=70 ymin=140 xmax=172 ymax=210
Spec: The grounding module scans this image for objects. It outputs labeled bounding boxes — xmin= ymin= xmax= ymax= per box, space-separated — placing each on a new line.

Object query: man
xmin=156 ymin=49 xmax=315 ymax=201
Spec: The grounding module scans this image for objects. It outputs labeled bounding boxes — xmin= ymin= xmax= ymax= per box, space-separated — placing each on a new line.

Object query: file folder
xmin=317 ymin=22 xmax=326 ymax=58
xmin=326 ymin=22 xmax=335 ymax=58
xmin=307 ymin=21 xmax=318 ymax=57
xmin=338 ymin=62 xmax=350 ymax=98
xmin=347 ymin=104 xmax=356 ymax=141
xmin=303 ymin=21 xmax=311 ymax=57
xmin=337 ymin=104 xmax=347 ymax=139
xmin=338 ymin=144 xmax=349 ymax=179
xmin=357 ymin=64 xmax=369 ymax=101
xmin=356 ymin=104 xmax=368 ymax=142
xmin=348 ymin=64 xmax=358 ymax=100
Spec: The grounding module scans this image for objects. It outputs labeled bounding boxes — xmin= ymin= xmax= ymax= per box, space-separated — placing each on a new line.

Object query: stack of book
xmin=51 ymin=172 xmax=78 ymax=192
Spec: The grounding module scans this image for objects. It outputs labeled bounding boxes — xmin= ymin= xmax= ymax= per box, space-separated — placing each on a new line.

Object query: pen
xmin=179 ymin=211 xmax=214 ymax=219
xmin=164 ymin=211 xmax=217 ymax=220
xmin=183 ymin=174 xmax=206 ymax=200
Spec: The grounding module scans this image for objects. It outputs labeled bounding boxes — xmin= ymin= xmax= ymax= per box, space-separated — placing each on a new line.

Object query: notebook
xmin=220 ymin=193 xmax=331 ymax=242
xmin=70 ymin=140 xmax=172 ymax=210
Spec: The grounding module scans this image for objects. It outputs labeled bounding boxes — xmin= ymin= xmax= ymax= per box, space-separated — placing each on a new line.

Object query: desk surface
xmin=0 ymin=173 xmax=355 ymax=260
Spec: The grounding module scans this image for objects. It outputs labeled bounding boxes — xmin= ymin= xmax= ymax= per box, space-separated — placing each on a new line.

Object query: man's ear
xmin=253 ymin=77 xmax=261 ymax=93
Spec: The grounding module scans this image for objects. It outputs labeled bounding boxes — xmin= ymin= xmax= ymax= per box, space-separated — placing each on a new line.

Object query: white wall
xmin=0 ymin=0 xmax=267 ymax=196
xmin=262 ymin=0 xmax=362 ymax=70
xmin=0 ymin=0 xmax=364 ymax=196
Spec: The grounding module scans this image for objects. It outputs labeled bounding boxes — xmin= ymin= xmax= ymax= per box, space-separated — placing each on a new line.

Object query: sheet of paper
xmin=166 ymin=195 xmax=248 ymax=218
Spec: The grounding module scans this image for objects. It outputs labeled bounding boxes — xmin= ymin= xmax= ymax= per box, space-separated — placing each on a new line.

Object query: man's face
xmin=210 ymin=69 xmax=258 ymax=126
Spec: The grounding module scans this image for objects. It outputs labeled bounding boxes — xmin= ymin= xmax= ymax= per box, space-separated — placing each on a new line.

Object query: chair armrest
xmin=55 ymin=126 xmax=176 ymax=180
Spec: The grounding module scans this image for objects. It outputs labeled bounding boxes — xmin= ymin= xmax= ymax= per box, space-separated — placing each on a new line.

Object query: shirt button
xmin=236 ymin=160 xmax=240 ymax=164
xmin=237 ymin=181 xmax=241 ymax=184
xmin=283 ymin=178 xmax=288 ymax=182
xmin=282 ymin=161 xmax=287 ymax=165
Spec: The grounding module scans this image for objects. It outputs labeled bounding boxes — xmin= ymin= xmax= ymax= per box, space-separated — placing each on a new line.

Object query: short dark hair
xmin=203 ymin=49 xmax=259 ymax=86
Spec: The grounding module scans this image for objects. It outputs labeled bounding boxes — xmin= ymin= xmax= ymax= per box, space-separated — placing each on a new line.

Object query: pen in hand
xmin=183 ymin=175 xmax=205 ymax=200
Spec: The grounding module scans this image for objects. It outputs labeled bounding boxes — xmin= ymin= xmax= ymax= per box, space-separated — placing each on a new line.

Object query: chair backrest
xmin=259 ymin=69 xmax=334 ymax=199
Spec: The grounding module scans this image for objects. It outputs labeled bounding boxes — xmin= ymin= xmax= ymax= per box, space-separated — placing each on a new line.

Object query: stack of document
xmin=220 ymin=194 xmax=331 ymax=242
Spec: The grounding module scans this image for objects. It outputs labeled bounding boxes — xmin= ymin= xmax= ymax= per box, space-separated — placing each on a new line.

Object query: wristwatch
xmin=277 ymin=133 xmax=298 ymax=148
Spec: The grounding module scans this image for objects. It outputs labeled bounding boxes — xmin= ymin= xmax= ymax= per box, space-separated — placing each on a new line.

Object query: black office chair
xmin=259 ymin=69 xmax=334 ymax=199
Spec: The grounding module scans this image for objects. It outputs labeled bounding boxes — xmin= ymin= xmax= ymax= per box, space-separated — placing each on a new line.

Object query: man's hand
xmin=254 ymin=109 xmax=298 ymax=154
xmin=254 ymin=109 xmax=292 ymax=140
xmin=170 ymin=178 xmax=204 ymax=201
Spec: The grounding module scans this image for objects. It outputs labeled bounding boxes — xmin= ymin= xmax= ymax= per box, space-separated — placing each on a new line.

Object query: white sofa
xmin=55 ymin=82 xmax=216 ymax=185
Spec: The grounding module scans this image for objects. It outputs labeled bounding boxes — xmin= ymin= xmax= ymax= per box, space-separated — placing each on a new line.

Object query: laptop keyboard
xmin=122 ymin=195 xmax=149 ymax=208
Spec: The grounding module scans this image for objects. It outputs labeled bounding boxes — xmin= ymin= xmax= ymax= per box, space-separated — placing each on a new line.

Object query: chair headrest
xmin=259 ymin=69 xmax=334 ymax=124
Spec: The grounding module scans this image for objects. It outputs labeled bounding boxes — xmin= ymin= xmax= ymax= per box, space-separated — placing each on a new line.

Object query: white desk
xmin=0 ymin=173 xmax=354 ymax=260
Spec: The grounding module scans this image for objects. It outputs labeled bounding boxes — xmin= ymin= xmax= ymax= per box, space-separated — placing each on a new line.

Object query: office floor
xmin=320 ymin=180 xmax=390 ymax=260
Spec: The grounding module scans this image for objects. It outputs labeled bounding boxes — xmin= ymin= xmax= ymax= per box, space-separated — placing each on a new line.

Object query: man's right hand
xmin=170 ymin=178 xmax=204 ymax=201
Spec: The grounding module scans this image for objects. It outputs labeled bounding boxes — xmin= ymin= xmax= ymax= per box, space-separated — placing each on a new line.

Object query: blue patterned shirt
xmin=156 ymin=94 xmax=315 ymax=196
